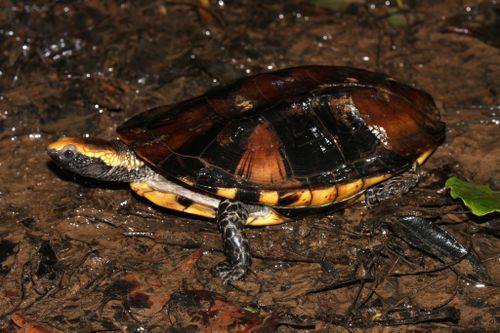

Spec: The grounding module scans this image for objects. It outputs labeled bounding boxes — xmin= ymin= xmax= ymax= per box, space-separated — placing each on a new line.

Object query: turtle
xmin=47 ymin=66 xmax=445 ymax=282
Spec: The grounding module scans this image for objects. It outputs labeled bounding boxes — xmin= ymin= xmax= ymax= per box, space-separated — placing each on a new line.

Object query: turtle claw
xmin=213 ymin=261 xmax=248 ymax=283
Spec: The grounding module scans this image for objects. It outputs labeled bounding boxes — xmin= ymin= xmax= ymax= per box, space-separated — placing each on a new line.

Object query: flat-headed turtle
xmin=47 ymin=66 xmax=445 ymax=282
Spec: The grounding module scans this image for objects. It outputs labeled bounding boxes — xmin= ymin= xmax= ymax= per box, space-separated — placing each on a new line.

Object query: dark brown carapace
xmin=117 ymin=66 xmax=444 ymax=215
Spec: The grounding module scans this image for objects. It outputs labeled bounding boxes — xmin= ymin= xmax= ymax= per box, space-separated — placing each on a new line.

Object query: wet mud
xmin=0 ymin=1 xmax=499 ymax=332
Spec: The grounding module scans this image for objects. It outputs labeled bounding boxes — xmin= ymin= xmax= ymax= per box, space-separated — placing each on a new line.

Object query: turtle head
xmin=47 ymin=137 xmax=145 ymax=182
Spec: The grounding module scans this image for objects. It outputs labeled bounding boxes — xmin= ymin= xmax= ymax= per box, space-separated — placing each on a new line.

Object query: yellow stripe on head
xmin=48 ymin=137 xmax=116 ymax=157
xmin=47 ymin=137 xmax=143 ymax=170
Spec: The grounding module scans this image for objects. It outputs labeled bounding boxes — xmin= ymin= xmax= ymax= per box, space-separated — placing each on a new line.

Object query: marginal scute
xmin=416 ymin=148 xmax=434 ymax=166
xmin=258 ymin=190 xmax=279 ymax=205
xmin=215 ymin=187 xmax=238 ymax=199
xmin=310 ymin=186 xmax=338 ymax=206
xmin=278 ymin=190 xmax=312 ymax=207
xmin=336 ymin=179 xmax=364 ymax=201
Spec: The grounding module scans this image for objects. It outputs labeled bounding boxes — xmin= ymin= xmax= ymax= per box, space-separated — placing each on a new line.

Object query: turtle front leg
xmin=213 ymin=199 xmax=251 ymax=283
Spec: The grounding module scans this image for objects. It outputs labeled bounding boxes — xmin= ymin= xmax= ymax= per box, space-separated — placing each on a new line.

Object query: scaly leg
xmin=213 ymin=200 xmax=251 ymax=283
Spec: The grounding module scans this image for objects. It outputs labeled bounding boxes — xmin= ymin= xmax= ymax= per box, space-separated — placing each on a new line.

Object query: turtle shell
xmin=117 ymin=66 xmax=445 ymax=208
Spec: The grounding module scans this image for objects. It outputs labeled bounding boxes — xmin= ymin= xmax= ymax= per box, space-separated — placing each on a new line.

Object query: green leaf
xmin=446 ymin=177 xmax=500 ymax=216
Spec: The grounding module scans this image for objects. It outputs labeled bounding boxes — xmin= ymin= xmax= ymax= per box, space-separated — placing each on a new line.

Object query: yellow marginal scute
xmin=215 ymin=187 xmax=237 ymax=200
xmin=310 ymin=186 xmax=338 ymax=206
xmin=130 ymin=182 xmax=216 ymax=218
xmin=309 ymin=174 xmax=392 ymax=207
xmin=362 ymin=173 xmax=392 ymax=188
xmin=336 ymin=179 xmax=364 ymax=201
xmin=287 ymin=190 xmax=312 ymax=207
xmin=416 ymin=148 xmax=434 ymax=166
xmin=258 ymin=190 xmax=279 ymax=205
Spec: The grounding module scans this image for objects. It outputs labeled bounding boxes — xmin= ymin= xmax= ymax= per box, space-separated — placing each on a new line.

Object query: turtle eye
xmin=62 ymin=147 xmax=76 ymax=160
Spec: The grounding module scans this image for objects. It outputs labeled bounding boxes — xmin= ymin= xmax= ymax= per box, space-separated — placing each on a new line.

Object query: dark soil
xmin=0 ymin=1 xmax=499 ymax=332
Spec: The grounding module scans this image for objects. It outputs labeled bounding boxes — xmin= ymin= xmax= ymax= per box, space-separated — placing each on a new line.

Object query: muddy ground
xmin=0 ymin=1 xmax=499 ymax=332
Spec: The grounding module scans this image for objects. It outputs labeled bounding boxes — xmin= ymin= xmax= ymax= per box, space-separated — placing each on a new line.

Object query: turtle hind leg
xmin=213 ymin=199 xmax=251 ymax=283
xmin=365 ymin=169 xmax=420 ymax=207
